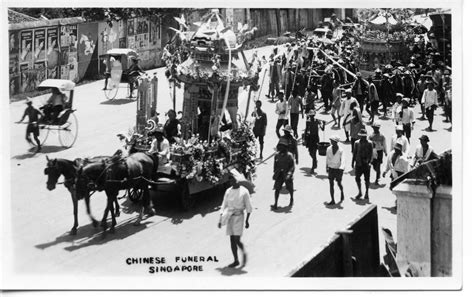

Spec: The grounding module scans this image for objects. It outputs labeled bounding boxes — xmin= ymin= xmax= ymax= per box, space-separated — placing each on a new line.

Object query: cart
xmin=34 ymin=79 xmax=78 ymax=148
xmin=103 ymin=48 xmax=140 ymax=100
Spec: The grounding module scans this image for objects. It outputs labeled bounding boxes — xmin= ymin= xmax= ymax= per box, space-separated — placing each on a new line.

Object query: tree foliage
xmin=10 ymin=8 xmax=191 ymax=23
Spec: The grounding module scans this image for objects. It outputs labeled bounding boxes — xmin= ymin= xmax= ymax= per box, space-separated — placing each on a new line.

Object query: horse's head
xmin=44 ymin=156 xmax=61 ymax=190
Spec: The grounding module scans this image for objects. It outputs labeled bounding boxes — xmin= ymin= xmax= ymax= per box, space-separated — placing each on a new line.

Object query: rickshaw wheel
xmin=179 ymin=182 xmax=195 ymax=210
xmin=28 ymin=124 xmax=50 ymax=148
xmin=58 ymin=113 xmax=78 ymax=148
xmin=104 ymin=86 xmax=119 ymax=100
xmin=128 ymin=187 xmax=143 ymax=204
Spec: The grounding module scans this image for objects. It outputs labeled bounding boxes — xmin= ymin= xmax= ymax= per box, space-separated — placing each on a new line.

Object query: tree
xmin=10 ymin=8 xmax=191 ymax=23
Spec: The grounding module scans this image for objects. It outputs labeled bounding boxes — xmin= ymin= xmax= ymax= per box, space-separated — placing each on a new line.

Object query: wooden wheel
xmin=58 ymin=113 xmax=78 ymax=148
xmin=128 ymin=187 xmax=143 ymax=204
xmin=104 ymin=85 xmax=119 ymax=100
xmin=179 ymin=182 xmax=195 ymax=210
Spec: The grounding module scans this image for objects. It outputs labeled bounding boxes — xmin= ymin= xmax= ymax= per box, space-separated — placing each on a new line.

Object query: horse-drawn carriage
xmin=35 ymin=79 xmax=79 ymax=148
xmin=103 ymin=48 xmax=145 ymax=100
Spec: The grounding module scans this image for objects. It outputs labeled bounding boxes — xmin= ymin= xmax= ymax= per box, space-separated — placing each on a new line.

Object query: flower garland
xmin=170 ymin=123 xmax=257 ymax=184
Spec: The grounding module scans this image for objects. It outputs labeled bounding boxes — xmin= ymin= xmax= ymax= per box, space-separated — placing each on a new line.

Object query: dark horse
xmin=75 ymin=150 xmax=157 ymax=234
xmin=44 ymin=156 xmax=120 ymax=235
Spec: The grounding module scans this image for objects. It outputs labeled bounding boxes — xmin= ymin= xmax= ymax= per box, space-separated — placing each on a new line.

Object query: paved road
xmin=5 ymin=44 xmax=452 ymax=286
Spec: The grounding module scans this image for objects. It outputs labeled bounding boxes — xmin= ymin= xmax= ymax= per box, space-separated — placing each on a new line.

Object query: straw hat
xmin=358 ymin=128 xmax=367 ymax=137
xmin=307 ymin=109 xmax=316 ymax=116
xmin=394 ymin=142 xmax=403 ymax=151
xmin=396 ymin=125 xmax=403 ymax=131
xmin=372 ymin=121 xmax=381 ymax=128
xmin=283 ymin=125 xmax=293 ymax=133
xmin=419 ymin=135 xmax=430 ymax=142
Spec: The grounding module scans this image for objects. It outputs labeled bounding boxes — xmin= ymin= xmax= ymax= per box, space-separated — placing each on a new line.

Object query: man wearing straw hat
xmin=326 ymin=135 xmax=345 ymax=205
xmin=390 ymin=125 xmax=410 ymax=154
xmin=421 ymin=80 xmax=439 ymax=131
xmin=16 ymin=98 xmax=43 ymax=152
xmin=281 ymin=124 xmax=299 ymax=165
xmin=275 ymin=91 xmax=289 ymax=138
xmin=303 ymin=110 xmax=325 ymax=174
xmin=369 ymin=121 xmax=387 ymax=185
xmin=272 ymin=138 xmax=295 ymax=209
xmin=218 ymin=169 xmax=252 ymax=268
xmin=383 ymin=142 xmax=409 ymax=181
xmin=287 ymin=93 xmax=304 ymax=139
xmin=127 ymin=56 xmax=145 ymax=98
xmin=352 ymin=128 xmax=373 ymax=200
xmin=412 ymin=134 xmax=438 ymax=167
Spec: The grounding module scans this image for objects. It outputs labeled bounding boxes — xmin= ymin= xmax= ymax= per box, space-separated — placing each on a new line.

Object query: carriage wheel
xmin=28 ymin=125 xmax=50 ymax=148
xmin=104 ymin=85 xmax=119 ymax=100
xmin=128 ymin=187 xmax=143 ymax=204
xmin=58 ymin=113 xmax=78 ymax=148
xmin=179 ymin=182 xmax=195 ymax=210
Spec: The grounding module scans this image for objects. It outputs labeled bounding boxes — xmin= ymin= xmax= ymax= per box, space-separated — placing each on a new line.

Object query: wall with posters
xmin=9 ymin=16 xmax=167 ymax=98
xmin=77 ymin=22 xmax=99 ymax=80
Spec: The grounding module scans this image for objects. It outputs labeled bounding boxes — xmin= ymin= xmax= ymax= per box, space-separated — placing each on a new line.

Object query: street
xmin=6 ymin=44 xmax=452 ymax=282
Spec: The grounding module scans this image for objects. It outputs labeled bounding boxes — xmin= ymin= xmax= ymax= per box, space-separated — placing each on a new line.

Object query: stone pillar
xmin=392 ymin=179 xmax=452 ymax=277
xmin=392 ymin=180 xmax=433 ymax=276
xmin=431 ymin=185 xmax=452 ymax=276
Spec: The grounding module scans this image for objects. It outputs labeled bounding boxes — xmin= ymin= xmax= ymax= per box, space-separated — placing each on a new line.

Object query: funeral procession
xmin=4 ymin=6 xmax=456 ymax=286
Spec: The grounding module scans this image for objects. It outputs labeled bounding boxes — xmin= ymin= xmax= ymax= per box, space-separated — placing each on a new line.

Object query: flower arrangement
xmin=169 ymin=122 xmax=257 ymax=184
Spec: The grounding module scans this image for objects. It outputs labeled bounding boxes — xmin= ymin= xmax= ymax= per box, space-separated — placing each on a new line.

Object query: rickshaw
xmin=35 ymin=79 xmax=78 ymax=148
xmin=103 ymin=48 xmax=141 ymax=100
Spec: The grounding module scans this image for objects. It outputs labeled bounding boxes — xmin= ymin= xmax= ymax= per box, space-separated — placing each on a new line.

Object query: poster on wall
xmin=119 ymin=37 xmax=127 ymax=48
xmin=10 ymin=76 xmax=20 ymax=96
xmin=128 ymin=36 xmax=135 ymax=49
xmin=47 ymin=28 xmax=60 ymax=78
xmin=34 ymin=61 xmax=47 ymax=87
xmin=77 ymin=22 xmax=98 ymax=80
xmin=60 ymin=24 xmax=78 ymax=51
xmin=60 ymin=65 xmax=69 ymax=79
xmin=118 ymin=20 xmax=126 ymax=39
xmin=9 ymin=31 xmax=19 ymax=54
xmin=20 ymin=63 xmax=34 ymax=93
xmin=34 ymin=29 xmax=46 ymax=61
xmin=20 ymin=30 xmax=33 ymax=63
xmin=98 ymin=21 xmax=119 ymax=55
xmin=128 ymin=19 xmax=135 ymax=36
xmin=9 ymin=55 xmax=19 ymax=76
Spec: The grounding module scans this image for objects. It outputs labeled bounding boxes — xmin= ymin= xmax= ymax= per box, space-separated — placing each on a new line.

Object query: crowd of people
xmin=249 ymin=21 xmax=451 ymax=209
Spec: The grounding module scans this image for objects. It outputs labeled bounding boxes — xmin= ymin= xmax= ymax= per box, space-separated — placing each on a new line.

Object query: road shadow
xmin=350 ymin=197 xmax=371 ymax=205
xmin=423 ymin=128 xmax=437 ymax=132
xmin=369 ymin=182 xmax=386 ymax=189
xmin=35 ymin=222 xmax=105 ymax=250
xmin=147 ymin=186 xmax=224 ymax=225
xmin=324 ymin=201 xmax=344 ymax=209
xmin=299 ymin=167 xmax=315 ymax=177
xmin=271 ymin=205 xmax=293 ymax=213
xmin=330 ymin=125 xmax=341 ymax=130
xmin=382 ymin=206 xmax=397 ymax=215
xmin=12 ymin=145 xmax=67 ymax=160
xmin=347 ymin=168 xmax=356 ymax=176
xmin=445 ymin=127 xmax=452 ymax=132
xmin=315 ymin=173 xmax=328 ymax=180
xmin=100 ymin=99 xmax=135 ymax=105
xmin=215 ymin=266 xmax=248 ymax=276
xmin=63 ymin=218 xmax=153 ymax=252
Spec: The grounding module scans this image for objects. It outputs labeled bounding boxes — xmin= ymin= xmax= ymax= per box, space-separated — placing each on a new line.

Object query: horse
xmin=75 ymin=150 xmax=157 ymax=234
xmin=44 ymin=155 xmax=119 ymax=235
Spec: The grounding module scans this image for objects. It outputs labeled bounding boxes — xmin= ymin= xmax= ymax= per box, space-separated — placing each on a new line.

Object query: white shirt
xmin=413 ymin=145 xmax=434 ymax=164
xmin=400 ymin=107 xmax=415 ymax=125
xmin=385 ymin=151 xmax=410 ymax=179
xmin=326 ymin=145 xmax=345 ymax=170
xmin=220 ymin=186 xmax=252 ymax=214
xmin=148 ymin=137 xmax=170 ymax=164
xmin=421 ymin=89 xmax=438 ymax=108
xmin=390 ymin=134 xmax=410 ymax=154
xmin=275 ymin=100 xmax=289 ymax=120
